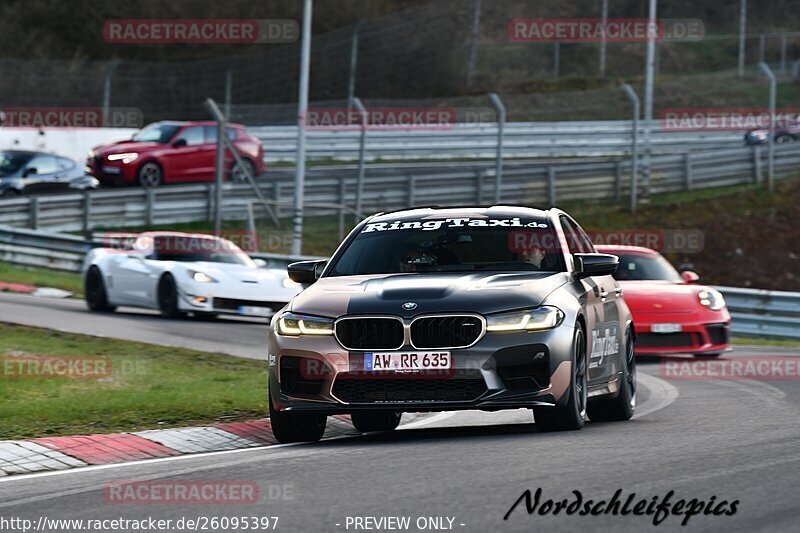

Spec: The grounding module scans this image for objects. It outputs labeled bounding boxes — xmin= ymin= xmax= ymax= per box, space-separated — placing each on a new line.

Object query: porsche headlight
xmin=188 ymin=270 xmax=216 ymax=283
xmin=107 ymin=152 xmax=139 ymax=164
xmin=486 ymin=306 xmax=564 ymax=332
xmin=698 ymin=288 xmax=726 ymax=311
xmin=276 ymin=312 xmax=334 ymax=336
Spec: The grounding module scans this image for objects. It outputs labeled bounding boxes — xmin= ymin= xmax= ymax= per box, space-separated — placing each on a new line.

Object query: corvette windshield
xmin=144 ymin=235 xmax=255 ymax=266
xmin=0 ymin=151 xmax=32 ymax=176
xmin=132 ymin=124 xmax=181 ymax=143
xmin=328 ymin=217 xmax=565 ymax=276
xmin=612 ymin=253 xmax=682 ymax=282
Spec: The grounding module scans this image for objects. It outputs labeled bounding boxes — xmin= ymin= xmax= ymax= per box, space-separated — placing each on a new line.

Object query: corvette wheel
xmin=269 ymin=395 xmax=327 ymax=443
xmin=534 ymin=327 xmax=587 ymax=431
xmin=137 ymin=161 xmax=163 ymax=188
xmin=157 ymin=274 xmax=184 ymax=318
xmin=351 ymin=411 xmax=402 ymax=433
xmin=85 ymin=266 xmax=116 ymax=313
xmin=588 ymin=326 xmax=636 ymax=422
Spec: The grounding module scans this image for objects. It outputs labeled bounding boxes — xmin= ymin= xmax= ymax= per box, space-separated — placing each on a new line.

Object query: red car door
xmin=160 ymin=126 xmax=209 ymax=182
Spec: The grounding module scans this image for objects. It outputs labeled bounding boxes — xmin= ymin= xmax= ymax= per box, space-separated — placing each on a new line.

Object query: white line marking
xmin=634 ymin=372 xmax=680 ymax=419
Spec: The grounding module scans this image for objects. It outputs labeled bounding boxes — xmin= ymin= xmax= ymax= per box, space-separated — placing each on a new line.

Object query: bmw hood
xmin=290 ymin=271 xmax=571 ymax=318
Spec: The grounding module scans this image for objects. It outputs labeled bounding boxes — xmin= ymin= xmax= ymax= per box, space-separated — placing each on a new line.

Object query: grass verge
xmin=0 ymin=262 xmax=83 ymax=297
xmin=0 ymin=323 xmax=267 ymax=440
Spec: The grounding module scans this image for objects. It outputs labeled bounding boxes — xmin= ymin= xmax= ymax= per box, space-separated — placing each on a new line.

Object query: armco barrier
xmin=0 ymin=144 xmax=796 ymax=233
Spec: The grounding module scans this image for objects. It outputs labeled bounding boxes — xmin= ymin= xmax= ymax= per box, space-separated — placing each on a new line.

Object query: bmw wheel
xmin=269 ymin=394 xmax=327 ymax=443
xmin=137 ymin=161 xmax=163 ymax=188
xmin=533 ymin=327 xmax=587 ymax=431
xmin=588 ymin=326 xmax=636 ymax=422
xmin=351 ymin=411 xmax=402 ymax=433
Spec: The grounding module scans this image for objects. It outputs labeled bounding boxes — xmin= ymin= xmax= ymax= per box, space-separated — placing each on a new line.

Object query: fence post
xmin=684 ymin=153 xmax=693 ymax=190
xmin=780 ymin=34 xmax=788 ymax=75
xmin=30 ymin=197 xmax=39 ymax=230
xmin=145 ymin=189 xmax=155 ymax=226
xmin=407 ymin=175 xmax=416 ymax=207
xmin=793 ymin=59 xmax=800 ymax=79
xmin=352 ymin=97 xmax=368 ymax=219
xmin=753 ymin=145 xmax=763 ymax=183
xmin=487 ymin=93 xmax=505 ymax=203
xmin=759 ymin=61 xmax=776 ymax=192
xmin=224 ymin=68 xmax=233 ymax=119
xmin=614 ymin=161 xmax=623 ymax=201
xmin=759 ymin=34 xmax=766 ymax=63
xmin=101 ymin=60 xmax=120 ymax=126
xmin=621 ymin=84 xmax=640 ymax=213
xmin=206 ymin=183 xmax=214 ymax=221
xmin=547 ymin=167 xmax=556 ymax=205
xmin=347 ymin=22 xmax=361 ymax=109
xmin=83 ymin=191 xmax=92 ymax=233
xmin=273 ymin=182 xmax=281 ymax=219
xmin=338 ymin=178 xmax=347 ymax=242
xmin=465 ymin=0 xmax=482 ymax=88
xmin=553 ymin=42 xmax=560 ymax=78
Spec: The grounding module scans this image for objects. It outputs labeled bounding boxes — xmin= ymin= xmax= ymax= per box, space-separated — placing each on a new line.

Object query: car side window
xmin=204 ymin=126 xmax=238 ymax=143
xmin=175 ymin=126 xmax=205 ymax=146
xmin=25 ymin=155 xmax=58 ymax=175
xmin=56 ymin=157 xmax=75 ymax=172
xmin=559 ymin=216 xmax=584 ymax=254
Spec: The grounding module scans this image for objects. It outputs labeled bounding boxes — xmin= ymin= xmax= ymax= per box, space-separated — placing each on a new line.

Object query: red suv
xmin=87 ymin=121 xmax=264 ymax=187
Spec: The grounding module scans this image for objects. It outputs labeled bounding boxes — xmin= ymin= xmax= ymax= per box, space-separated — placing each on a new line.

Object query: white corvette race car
xmin=82 ymin=231 xmax=302 ymax=318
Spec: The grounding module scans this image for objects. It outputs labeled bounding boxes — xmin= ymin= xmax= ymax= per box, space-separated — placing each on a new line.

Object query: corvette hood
xmin=179 ymin=262 xmax=292 ymax=286
xmin=290 ymin=271 xmax=571 ymax=318
xmin=618 ymin=281 xmax=702 ymax=313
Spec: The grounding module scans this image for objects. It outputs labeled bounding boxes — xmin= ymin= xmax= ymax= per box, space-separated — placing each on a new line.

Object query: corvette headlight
xmin=107 ymin=152 xmax=139 ymax=164
xmin=188 ymin=270 xmax=216 ymax=283
xmin=698 ymin=288 xmax=726 ymax=311
xmin=276 ymin=312 xmax=334 ymax=336
xmin=486 ymin=306 xmax=564 ymax=332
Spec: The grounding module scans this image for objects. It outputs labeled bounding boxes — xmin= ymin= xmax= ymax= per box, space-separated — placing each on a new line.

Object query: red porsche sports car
xmin=596 ymin=245 xmax=730 ymax=357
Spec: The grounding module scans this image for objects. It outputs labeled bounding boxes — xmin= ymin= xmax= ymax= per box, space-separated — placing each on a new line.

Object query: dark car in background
xmin=0 ymin=150 xmax=98 ymax=197
xmin=744 ymin=125 xmax=800 ymax=145
xmin=86 ymin=121 xmax=265 ymax=188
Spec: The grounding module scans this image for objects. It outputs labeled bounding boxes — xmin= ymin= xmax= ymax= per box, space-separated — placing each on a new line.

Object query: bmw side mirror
xmin=172 ymin=138 xmax=188 ymax=148
xmin=681 ymin=270 xmax=700 ymax=283
xmin=288 ymin=260 xmax=327 ymax=284
xmin=573 ymin=253 xmax=619 ymax=278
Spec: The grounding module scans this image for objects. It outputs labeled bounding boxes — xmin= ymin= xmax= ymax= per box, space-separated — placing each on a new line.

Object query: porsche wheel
xmin=351 ymin=411 xmax=402 ymax=433
xmin=533 ymin=327 xmax=587 ymax=431
xmin=85 ymin=266 xmax=116 ymax=313
xmin=588 ymin=326 xmax=636 ymax=422
xmin=269 ymin=395 xmax=327 ymax=443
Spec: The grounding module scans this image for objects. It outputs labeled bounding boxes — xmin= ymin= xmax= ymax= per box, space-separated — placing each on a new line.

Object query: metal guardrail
xmin=0 ymin=144 xmax=797 ymax=233
xmin=251 ymin=121 xmax=745 ymax=162
xmin=716 ymin=286 xmax=800 ymax=339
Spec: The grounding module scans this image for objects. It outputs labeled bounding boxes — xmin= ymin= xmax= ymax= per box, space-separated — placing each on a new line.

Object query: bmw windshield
xmin=328 ymin=216 xmax=566 ymax=275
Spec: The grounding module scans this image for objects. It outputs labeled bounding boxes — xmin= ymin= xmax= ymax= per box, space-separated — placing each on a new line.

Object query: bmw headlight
xmin=486 ymin=306 xmax=564 ymax=332
xmin=276 ymin=312 xmax=334 ymax=336
xmin=698 ymin=288 xmax=726 ymax=311
xmin=188 ymin=270 xmax=216 ymax=283
xmin=107 ymin=152 xmax=139 ymax=164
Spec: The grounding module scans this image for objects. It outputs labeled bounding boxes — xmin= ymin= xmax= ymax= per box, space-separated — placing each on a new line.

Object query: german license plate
xmin=238 ymin=305 xmax=271 ymax=317
xmin=364 ymin=352 xmax=451 ymax=371
xmin=651 ymin=323 xmax=682 ymax=333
